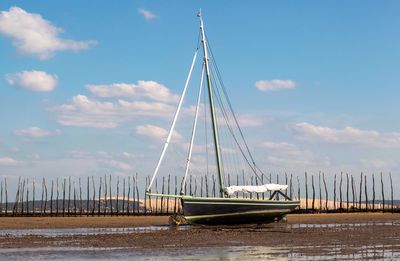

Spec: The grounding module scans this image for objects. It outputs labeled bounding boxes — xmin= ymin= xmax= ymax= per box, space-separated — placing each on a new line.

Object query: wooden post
xmin=190 ymin=174 xmax=193 ymax=196
xmin=135 ymin=173 xmax=139 ymax=214
xmin=144 ymin=176 xmax=147 ymax=215
xmin=255 ymin=174 xmax=259 ymax=200
xmin=200 ymin=176 xmax=203 ymax=198
xmin=104 ymin=175 xmax=107 ymax=216
xmin=43 ymin=178 xmax=48 ymax=215
xmin=212 ymin=175 xmax=216 ymax=198
xmin=381 ymin=172 xmax=385 ymax=212
xmin=204 ymin=175 xmax=208 ymax=197
xmin=32 ymin=178 xmax=35 ymax=216
xmin=323 ymin=173 xmax=328 ymax=211
xmin=14 ymin=177 xmax=20 ymax=215
xmin=276 ymin=174 xmax=279 ymax=200
xmin=311 ymin=175 xmax=315 ymax=211
xmin=50 ymin=180 xmax=54 ymax=216
xmin=167 ymin=175 xmax=170 ymax=213
xmin=79 ymin=178 xmax=83 ymax=216
xmin=127 ymin=176 xmax=131 ymax=215
xmin=98 ymin=177 xmax=102 ymax=216
xmin=91 ymin=176 xmax=96 ymax=215
xmin=26 ymin=182 xmax=29 ymax=215
xmin=62 ymin=178 xmax=66 ymax=216
xmin=116 ymin=177 xmax=120 ymax=215
xmin=339 ymin=172 xmax=343 ymax=210
xmin=364 ymin=175 xmax=368 ymax=211
xmin=5 ymin=179 xmax=8 ymax=216
xmin=285 ymin=173 xmax=288 ymax=198
xmin=121 ymin=178 xmax=125 ymax=215
xmin=161 ymin=176 xmax=165 ymax=214
xmin=21 ymin=179 xmax=25 ymax=215
xmin=261 ymin=174 xmax=265 ymax=200
xmin=346 ymin=173 xmax=349 ymax=212
xmin=390 ymin=172 xmax=393 ymax=213
xmin=318 ymin=172 xmax=322 ymax=212
xmin=154 ymin=178 xmax=158 ymax=215
xmin=351 ymin=175 xmax=355 ymax=211
xmin=305 ymin=172 xmax=308 ymax=211
xmin=359 ymin=172 xmax=363 ymax=210
xmin=297 ymin=176 xmax=300 ymax=205
xmin=39 ymin=178 xmax=43 ymax=215
xmin=55 ymin=178 xmax=58 ymax=216
xmin=0 ymin=180 xmax=2 ymax=215
xmin=86 ymin=176 xmax=90 ymax=216
xmin=68 ymin=176 xmax=71 ymax=216
xmin=174 ymin=175 xmax=177 ymax=214
xmin=109 ymin=175 xmax=113 ymax=215
xmin=73 ymin=181 xmax=77 ymax=216
xmin=372 ymin=174 xmax=375 ymax=211
xmin=333 ymin=174 xmax=337 ymax=210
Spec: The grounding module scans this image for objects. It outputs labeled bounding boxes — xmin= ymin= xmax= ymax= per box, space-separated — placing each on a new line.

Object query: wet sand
xmin=1 ymin=213 xmax=400 ymax=257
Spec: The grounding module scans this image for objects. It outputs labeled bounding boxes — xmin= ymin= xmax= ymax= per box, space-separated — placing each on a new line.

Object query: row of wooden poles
xmin=0 ymin=172 xmax=396 ymax=216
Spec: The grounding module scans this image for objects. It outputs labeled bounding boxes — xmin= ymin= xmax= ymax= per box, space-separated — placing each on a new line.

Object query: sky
xmin=0 ymin=1 xmax=399 ymax=195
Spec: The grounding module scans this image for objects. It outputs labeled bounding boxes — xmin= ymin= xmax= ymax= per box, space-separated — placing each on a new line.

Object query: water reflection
xmin=0 ymin=245 xmax=399 ymax=260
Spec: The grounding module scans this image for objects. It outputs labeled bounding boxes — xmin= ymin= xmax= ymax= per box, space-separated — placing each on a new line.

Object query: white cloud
xmin=294 ymin=122 xmax=400 ymax=148
xmin=0 ymin=6 xmax=95 ymax=59
xmin=0 ymin=157 xmax=21 ymax=166
xmin=138 ymin=8 xmax=158 ymax=20
xmin=360 ymin=159 xmax=389 ymax=169
xmin=135 ymin=124 xmax=182 ymax=141
xmin=6 ymin=70 xmax=58 ymax=92
xmin=255 ymin=79 xmax=295 ymax=92
xmin=100 ymin=159 xmax=133 ymax=171
xmin=14 ymin=127 xmax=61 ymax=138
xmin=53 ymin=94 xmax=181 ymax=128
xmin=86 ymin=81 xmax=179 ymax=103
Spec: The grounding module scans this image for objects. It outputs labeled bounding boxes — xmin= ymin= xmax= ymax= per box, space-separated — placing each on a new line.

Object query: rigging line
xmin=209 ymin=65 xmax=263 ymax=183
xmin=204 ymin=71 xmax=209 ymax=177
xmin=147 ymin=48 xmax=199 ymax=192
xmin=181 ymin=62 xmax=205 ymax=194
xmin=206 ymin=37 xmax=259 ymax=171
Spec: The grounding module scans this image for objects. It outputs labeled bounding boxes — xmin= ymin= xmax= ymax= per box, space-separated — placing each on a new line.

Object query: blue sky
xmin=0 ymin=1 xmax=399 ymax=195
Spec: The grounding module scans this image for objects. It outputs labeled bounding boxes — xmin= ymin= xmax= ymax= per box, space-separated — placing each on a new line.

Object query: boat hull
xmin=181 ymin=196 xmax=300 ymax=225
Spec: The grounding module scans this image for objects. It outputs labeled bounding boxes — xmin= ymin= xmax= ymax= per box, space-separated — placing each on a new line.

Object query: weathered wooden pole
xmin=351 ymin=175 xmax=355 ymax=211
xmin=154 ymin=178 xmax=158 ymax=215
xmin=21 ymin=178 xmax=26 ymax=215
xmin=14 ymin=177 xmax=21 ymax=215
xmin=212 ymin=175 xmax=216 ymax=198
xmin=339 ymin=172 xmax=343 ymax=210
xmin=5 ymin=178 xmax=8 ymax=216
xmin=44 ymin=178 xmax=48 ymax=215
xmin=364 ymin=175 xmax=368 ymax=211
xmin=62 ymin=178 xmax=66 ymax=216
xmin=276 ymin=174 xmax=279 ymax=200
xmin=98 ymin=177 xmax=102 ymax=216
xmin=311 ymin=175 xmax=315 ymax=211
xmin=372 ymin=174 xmax=375 ymax=211
xmin=359 ymin=173 xmax=363 ymax=210
xmin=297 ymin=176 xmax=300 ymax=206
xmin=86 ymin=176 xmax=90 ymax=216
xmin=73 ymin=181 xmax=77 ymax=216
xmin=204 ymin=176 xmax=209 ymax=197
xmin=91 ymin=176 xmax=96 ymax=215
xmin=67 ymin=178 xmax=71 ymax=215
xmin=381 ymin=172 xmax=385 ymax=212
xmin=104 ymin=175 xmax=107 ymax=216
xmin=26 ymin=182 xmax=29 ymax=215
xmin=323 ymin=173 xmax=328 ymax=211
xmin=135 ymin=173 xmax=139 ymax=214
xmin=285 ymin=173 xmax=288 ymax=198
xmin=318 ymin=172 xmax=322 ymax=212
xmin=32 ymin=178 xmax=35 ymax=216
xmin=346 ymin=173 xmax=349 ymax=212
xmin=161 ymin=176 xmax=165 ymax=214
xmin=200 ymin=176 xmax=204 ymax=198
xmin=173 ymin=175 xmax=177 ymax=214
xmin=116 ymin=177 xmax=120 ymax=215
xmin=305 ymin=172 xmax=308 ymax=211
xmin=390 ymin=172 xmax=393 ymax=213
xmin=55 ymin=178 xmax=58 ymax=216
xmin=122 ymin=177 xmax=126 ymax=214
xmin=50 ymin=180 xmax=54 ymax=216
xmin=127 ymin=176 xmax=131 ymax=215
xmin=109 ymin=175 xmax=113 ymax=215
xmin=79 ymin=178 xmax=83 ymax=216
xmin=0 ymin=180 xmax=3 ymax=215
xmin=39 ymin=178 xmax=43 ymax=215
xmin=167 ymin=175 xmax=170 ymax=213
xmin=333 ymin=174 xmax=337 ymax=210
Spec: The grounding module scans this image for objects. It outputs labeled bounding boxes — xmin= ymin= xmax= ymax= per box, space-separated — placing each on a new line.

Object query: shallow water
xmin=1 ymin=222 xmax=400 ymax=260
xmin=1 ymin=245 xmax=400 ymax=260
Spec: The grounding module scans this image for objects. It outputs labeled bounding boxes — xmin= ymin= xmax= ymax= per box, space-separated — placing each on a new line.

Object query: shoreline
xmin=0 ymin=212 xmax=398 ymax=230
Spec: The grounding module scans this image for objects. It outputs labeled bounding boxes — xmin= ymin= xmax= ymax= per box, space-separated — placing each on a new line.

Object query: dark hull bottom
xmin=182 ymin=196 xmax=300 ymax=225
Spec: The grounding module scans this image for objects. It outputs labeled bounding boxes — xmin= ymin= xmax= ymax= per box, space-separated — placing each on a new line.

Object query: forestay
xmin=224 ymin=184 xmax=288 ymax=196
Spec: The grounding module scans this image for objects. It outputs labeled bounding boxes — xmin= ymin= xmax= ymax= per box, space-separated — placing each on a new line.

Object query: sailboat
xmin=145 ymin=10 xmax=300 ymax=225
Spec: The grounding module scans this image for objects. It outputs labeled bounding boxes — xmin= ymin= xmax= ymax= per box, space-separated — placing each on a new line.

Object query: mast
xmin=199 ymin=10 xmax=225 ymax=197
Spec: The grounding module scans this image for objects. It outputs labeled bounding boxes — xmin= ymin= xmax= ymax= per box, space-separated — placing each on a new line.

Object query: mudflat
xmin=1 ymin=213 xmax=399 ymax=257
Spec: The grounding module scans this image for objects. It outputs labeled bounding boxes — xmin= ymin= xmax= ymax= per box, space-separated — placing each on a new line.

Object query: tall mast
xmin=199 ymin=10 xmax=225 ymax=197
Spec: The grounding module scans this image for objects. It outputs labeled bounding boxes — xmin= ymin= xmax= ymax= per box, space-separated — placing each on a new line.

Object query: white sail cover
xmin=224 ymin=184 xmax=288 ymax=196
